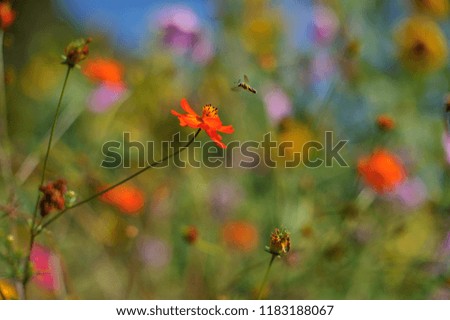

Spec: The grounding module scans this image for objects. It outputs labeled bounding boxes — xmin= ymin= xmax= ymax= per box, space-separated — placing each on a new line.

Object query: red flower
xmin=99 ymin=184 xmax=145 ymax=215
xmin=171 ymin=98 xmax=234 ymax=148
xmin=358 ymin=149 xmax=406 ymax=193
xmin=39 ymin=179 xmax=67 ymax=217
xmin=0 ymin=2 xmax=15 ymax=30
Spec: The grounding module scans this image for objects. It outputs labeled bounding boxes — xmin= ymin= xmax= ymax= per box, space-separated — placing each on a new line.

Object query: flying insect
xmin=232 ymin=75 xmax=257 ymax=94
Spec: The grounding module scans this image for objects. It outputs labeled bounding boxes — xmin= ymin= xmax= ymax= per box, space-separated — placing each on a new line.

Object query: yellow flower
xmin=241 ymin=0 xmax=283 ymax=68
xmin=412 ymin=0 xmax=449 ymax=18
xmin=395 ymin=16 xmax=448 ymax=73
xmin=243 ymin=15 xmax=281 ymax=56
xmin=274 ymin=118 xmax=314 ymax=167
xmin=0 ymin=279 xmax=18 ymax=300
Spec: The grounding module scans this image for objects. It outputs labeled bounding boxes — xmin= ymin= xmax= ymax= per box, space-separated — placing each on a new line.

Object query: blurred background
xmin=0 ymin=0 xmax=449 ymax=299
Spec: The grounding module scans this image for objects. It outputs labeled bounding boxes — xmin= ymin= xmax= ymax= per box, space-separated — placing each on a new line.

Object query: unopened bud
xmin=265 ymin=228 xmax=290 ymax=256
xmin=62 ymin=38 xmax=92 ymax=68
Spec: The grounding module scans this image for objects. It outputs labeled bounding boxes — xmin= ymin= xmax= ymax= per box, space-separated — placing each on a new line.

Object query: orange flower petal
xmin=171 ymin=110 xmax=202 ymax=128
xmin=218 ymin=125 xmax=234 ymax=134
xmin=203 ymin=117 xmax=234 ymax=134
xmin=180 ymin=98 xmax=198 ymax=116
xmin=203 ymin=127 xmax=226 ymax=148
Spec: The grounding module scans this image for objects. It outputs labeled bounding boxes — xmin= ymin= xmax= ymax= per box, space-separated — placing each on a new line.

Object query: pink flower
xmin=158 ymin=5 xmax=200 ymax=55
xmin=138 ymin=237 xmax=172 ymax=268
xmin=157 ymin=5 xmax=214 ymax=64
xmin=312 ymin=5 xmax=339 ymax=45
xmin=393 ymin=177 xmax=427 ymax=208
xmin=88 ymin=83 xmax=127 ymax=113
xmin=263 ymin=86 xmax=293 ymax=124
xmin=30 ymin=244 xmax=62 ymax=291
xmin=191 ymin=35 xmax=214 ymax=64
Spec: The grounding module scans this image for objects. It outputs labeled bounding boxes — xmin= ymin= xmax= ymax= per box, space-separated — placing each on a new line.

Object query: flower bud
xmin=265 ymin=228 xmax=290 ymax=256
xmin=376 ymin=115 xmax=395 ymax=131
xmin=182 ymin=225 xmax=199 ymax=244
xmin=64 ymin=190 xmax=77 ymax=207
xmin=62 ymin=38 xmax=92 ymax=68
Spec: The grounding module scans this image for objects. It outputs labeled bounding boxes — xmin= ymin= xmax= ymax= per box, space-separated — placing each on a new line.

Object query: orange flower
xmin=376 ymin=115 xmax=395 ymax=131
xmin=171 ymin=98 xmax=234 ymax=149
xmin=83 ymin=58 xmax=124 ymax=85
xmin=99 ymin=184 xmax=145 ymax=215
xmin=222 ymin=221 xmax=258 ymax=252
xmin=0 ymin=2 xmax=15 ymax=30
xmin=0 ymin=279 xmax=18 ymax=300
xmin=358 ymin=149 xmax=406 ymax=193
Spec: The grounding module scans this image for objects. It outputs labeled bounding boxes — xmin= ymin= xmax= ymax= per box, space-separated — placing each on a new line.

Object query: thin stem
xmin=36 ymin=129 xmax=202 ymax=234
xmin=20 ymin=232 xmax=36 ymax=290
xmin=32 ymin=66 xmax=72 ymax=222
xmin=21 ymin=66 xmax=72 ymax=292
xmin=0 ymin=31 xmax=13 ymax=189
xmin=257 ymin=254 xmax=276 ymax=300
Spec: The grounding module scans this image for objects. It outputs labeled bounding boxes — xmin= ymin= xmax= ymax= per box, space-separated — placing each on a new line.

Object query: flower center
xmin=202 ymin=104 xmax=219 ymax=118
xmin=412 ymin=40 xmax=427 ymax=57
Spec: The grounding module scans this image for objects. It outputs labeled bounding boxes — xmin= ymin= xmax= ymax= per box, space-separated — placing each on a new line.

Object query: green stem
xmin=36 ymin=128 xmax=202 ymax=234
xmin=21 ymin=66 xmax=72 ymax=292
xmin=0 ymin=31 xmax=13 ymax=190
xmin=34 ymin=66 xmax=72 ymax=217
xmin=257 ymin=254 xmax=276 ymax=300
